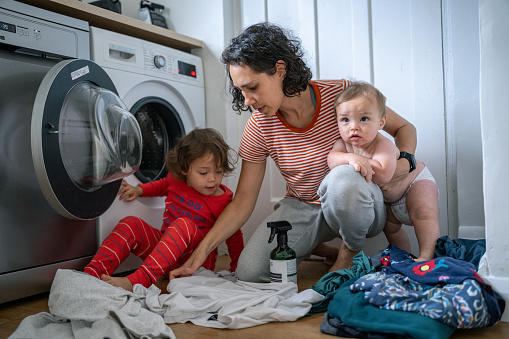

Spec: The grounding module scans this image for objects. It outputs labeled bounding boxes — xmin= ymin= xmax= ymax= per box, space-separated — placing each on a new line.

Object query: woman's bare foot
xmin=328 ymin=242 xmax=360 ymax=272
xmin=312 ymin=243 xmax=339 ymax=266
xmin=101 ymin=274 xmax=133 ymax=292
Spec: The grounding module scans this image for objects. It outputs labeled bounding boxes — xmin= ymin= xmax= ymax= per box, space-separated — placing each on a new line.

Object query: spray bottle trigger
xmin=268 ymin=228 xmax=277 ymax=244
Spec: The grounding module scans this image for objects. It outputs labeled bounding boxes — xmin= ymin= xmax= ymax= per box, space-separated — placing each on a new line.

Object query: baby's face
xmin=336 ymin=97 xmax=386 ymax=148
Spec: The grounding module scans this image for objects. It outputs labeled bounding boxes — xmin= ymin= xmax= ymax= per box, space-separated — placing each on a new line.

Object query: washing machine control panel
xmin=143 ymin=47 xmax=203 ymax=87
xmin=90 ymin=26 xmax=204 ymax=88
xmin=0 ymin=3 xmax=89 ymax=59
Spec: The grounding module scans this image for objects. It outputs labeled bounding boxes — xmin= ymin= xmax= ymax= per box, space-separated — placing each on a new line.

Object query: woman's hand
xmin=169 ymin=249 xmax=207 ymax=280
xmin=378 ymin=158 xmax=409 ymax=192
xmin=381 ymin=106 xmax=417 ymax=191
xmin=117 ymin=179 xmax=143 ymax=202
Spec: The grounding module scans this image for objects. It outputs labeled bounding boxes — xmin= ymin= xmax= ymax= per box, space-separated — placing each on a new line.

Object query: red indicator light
xmin=191 ymin=71 xmax=196 ymax=77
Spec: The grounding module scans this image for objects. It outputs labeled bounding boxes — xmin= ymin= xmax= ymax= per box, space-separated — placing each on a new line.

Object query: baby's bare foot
xmin=414 ymin=256 xmax=434 ymax=262
xmin=101 ymin=274 xmax=133 ymax=292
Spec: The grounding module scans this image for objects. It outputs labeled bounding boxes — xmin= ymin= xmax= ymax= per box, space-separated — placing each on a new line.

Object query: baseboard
xmin=458 ymin=226 xmax=486 ymax=239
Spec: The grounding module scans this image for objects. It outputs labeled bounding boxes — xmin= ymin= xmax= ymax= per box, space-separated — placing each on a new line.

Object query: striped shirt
xmin=238 ymin=79 xmax=351 ymax=204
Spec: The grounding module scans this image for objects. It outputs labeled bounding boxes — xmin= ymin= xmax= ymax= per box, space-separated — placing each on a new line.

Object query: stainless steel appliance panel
xmin=0 ymin=49 xmax=97 ymax=275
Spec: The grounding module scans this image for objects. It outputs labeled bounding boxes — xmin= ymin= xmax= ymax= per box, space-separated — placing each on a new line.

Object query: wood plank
xmin=16 ymin=0 xmax=203 ymax=51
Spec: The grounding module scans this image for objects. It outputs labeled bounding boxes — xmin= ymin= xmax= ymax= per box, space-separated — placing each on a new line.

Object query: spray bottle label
xmin=270 ymin=259 xmax=297 ymax=283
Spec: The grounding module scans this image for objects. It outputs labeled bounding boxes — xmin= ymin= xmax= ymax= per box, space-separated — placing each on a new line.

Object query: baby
xmin=328 ymin=81 xmax=440 ymax=261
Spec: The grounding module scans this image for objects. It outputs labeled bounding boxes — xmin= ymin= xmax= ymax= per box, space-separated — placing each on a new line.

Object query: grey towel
xmin=9 ymin=270 xmax=175 ymax=339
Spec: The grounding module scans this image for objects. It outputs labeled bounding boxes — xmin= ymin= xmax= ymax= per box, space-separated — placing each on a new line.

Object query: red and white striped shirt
xmin=239 ymin=79 xmax=351 ymax=204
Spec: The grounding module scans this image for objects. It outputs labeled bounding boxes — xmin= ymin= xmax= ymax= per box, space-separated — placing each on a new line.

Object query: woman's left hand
xmin=378 ymin=158 xmax=409 ymax=192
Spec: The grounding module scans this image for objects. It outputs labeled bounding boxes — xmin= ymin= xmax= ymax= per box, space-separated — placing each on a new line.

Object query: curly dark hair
xmin=221 ymin=22 xmax=312 ymax=113
xmin=165 ymin=128 xmax=238 ymax=182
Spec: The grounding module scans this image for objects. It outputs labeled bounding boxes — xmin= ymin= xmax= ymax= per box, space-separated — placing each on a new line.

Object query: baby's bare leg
xmin=329 ymin=241 xmax=360 ymax=272
xmin=406 ymin=180 xmax=440 ymax=261
xmin=101 ymin=274 xmax=133 ymax=292
xmin=383 ymin=205 xmax=411 ymax=253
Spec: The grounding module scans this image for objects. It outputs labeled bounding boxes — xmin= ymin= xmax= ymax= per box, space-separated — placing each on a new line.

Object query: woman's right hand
xmin=169 ymin=249 xmax=206 ymax=280
xmin=117 ymin=179 xmax=142 ymax=202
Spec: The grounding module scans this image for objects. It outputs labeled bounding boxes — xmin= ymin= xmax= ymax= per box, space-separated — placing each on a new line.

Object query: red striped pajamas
xmin=84 ymin=174 xmax=243 ymax=287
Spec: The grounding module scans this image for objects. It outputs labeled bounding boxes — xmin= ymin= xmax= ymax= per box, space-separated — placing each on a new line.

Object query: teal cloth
xmin=328 ymin=279 xmax=456 ymax=339
xmin=309 ymin=251 xmax=374 ymax=314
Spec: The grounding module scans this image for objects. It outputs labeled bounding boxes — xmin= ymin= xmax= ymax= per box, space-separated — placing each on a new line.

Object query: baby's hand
xmin=349 ymin=156 xmax=374 ymax=182
xmin=118 ymin=179 xmax=142 ymax=202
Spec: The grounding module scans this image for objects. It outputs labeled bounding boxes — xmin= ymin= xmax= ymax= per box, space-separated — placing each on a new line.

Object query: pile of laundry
xmin=310 ymin=236 xmax=505 ymax=339
xmin=9 ymin=267 xmax=324 ymax=338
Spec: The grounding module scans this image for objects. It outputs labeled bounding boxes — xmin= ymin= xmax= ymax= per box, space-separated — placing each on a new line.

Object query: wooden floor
xmin=1 ymin=256 xmax=508 ymax=338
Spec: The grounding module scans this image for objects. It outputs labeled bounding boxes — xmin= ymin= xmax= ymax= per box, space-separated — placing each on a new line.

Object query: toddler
xmin=84 ymin=128 xmax=243 ymax=291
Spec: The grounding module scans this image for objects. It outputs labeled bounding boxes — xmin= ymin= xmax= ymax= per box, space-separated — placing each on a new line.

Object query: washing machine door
xmin=31 ymin=59 xmax=142 ymax=220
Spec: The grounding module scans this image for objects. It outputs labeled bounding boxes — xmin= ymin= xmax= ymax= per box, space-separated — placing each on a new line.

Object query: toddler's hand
xmin=118 ymin=179 xmax=142 ymax=202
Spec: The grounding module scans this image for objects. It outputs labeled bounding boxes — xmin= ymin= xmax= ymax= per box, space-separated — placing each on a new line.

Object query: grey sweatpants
xmin=236 ymin=165 xmax=386 ymax=282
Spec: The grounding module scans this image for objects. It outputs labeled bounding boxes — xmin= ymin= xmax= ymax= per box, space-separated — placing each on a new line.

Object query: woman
xmin=170 ymin=22 xmax=416 ymax=282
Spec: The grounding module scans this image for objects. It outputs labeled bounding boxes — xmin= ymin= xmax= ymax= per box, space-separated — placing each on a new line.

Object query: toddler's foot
xmin=101 ymin=274 xmax=133 ymax=292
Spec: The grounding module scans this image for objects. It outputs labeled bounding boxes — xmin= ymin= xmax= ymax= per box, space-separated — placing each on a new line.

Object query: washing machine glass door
xmin=130 ymin=97 xmax=184 ymax=183
xmin=32 ymin=59 xmax=142 ymax=220
xmin=59 ymin=82 xmax=142 ymax=191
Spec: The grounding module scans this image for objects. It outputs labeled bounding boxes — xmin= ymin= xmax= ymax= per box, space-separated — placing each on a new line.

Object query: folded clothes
xmin=309 ymin=251 xmax=374 ymax=314
xmin=327 ymin=278 xmax=455 ymax=339
xmin=351 ymin=271 xmax=490 ymax=328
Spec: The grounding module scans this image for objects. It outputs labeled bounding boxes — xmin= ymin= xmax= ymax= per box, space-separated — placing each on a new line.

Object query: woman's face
xmin=229 ymin=63 xmax=286 ymax=117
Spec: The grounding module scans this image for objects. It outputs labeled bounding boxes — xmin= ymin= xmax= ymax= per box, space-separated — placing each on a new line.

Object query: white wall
xmin=478 ymin=0 xmax=509 ymax=322
xmin=443 ymin=0 xmax=485 ymax=239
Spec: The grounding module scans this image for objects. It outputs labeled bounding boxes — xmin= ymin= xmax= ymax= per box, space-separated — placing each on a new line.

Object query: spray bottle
xmin=267 ymin=221 xmax=297 ymax=283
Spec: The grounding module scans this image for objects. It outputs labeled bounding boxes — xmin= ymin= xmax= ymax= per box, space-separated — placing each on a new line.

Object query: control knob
xmin=153 ymin=55 xmax=166 ymax=68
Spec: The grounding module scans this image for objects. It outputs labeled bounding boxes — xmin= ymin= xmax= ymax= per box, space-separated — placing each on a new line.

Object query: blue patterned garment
xmin=351 ymin=271 xmax=489 ymax=329
xmin=357 ymin=244 xmax=505 ymax=328
xmin=381 ymin=244 xmax=478 ymax=285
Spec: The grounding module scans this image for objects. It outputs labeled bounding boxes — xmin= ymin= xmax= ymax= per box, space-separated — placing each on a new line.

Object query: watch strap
xmin=399 ymin=151 xmax=416 ymax=173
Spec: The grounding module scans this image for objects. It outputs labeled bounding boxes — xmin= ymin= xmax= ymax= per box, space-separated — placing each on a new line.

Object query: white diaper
xmin=389 ymin=166 xmax=437 ymax=226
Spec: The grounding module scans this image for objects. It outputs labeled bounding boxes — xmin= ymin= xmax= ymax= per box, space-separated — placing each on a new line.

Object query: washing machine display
xmin=90 ymin=26 xmax=206 ymax=273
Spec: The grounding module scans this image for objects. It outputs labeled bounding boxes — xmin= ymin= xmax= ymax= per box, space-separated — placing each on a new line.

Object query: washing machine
xmin=90 ymin=27 xmax=206 ymax=272
xmin=0 ymin=1 xmax=142 ymax=303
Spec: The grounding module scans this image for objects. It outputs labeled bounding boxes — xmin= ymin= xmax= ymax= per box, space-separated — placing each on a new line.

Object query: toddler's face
xmin=336 ymin=97 xmax=386 ymax=148
xmin=183 ymin=153 xmax=224 ymax=196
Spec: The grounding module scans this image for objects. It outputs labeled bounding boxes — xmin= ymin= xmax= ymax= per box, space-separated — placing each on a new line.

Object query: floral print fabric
xmin=351 ymin=244 xmax=505 ymax=329
xmin=351 ymin=271 xmax=489 ymax=328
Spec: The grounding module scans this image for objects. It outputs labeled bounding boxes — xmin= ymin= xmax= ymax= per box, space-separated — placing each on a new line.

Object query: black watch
xmin=399 ymin=151 xmax=416 ymax=173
